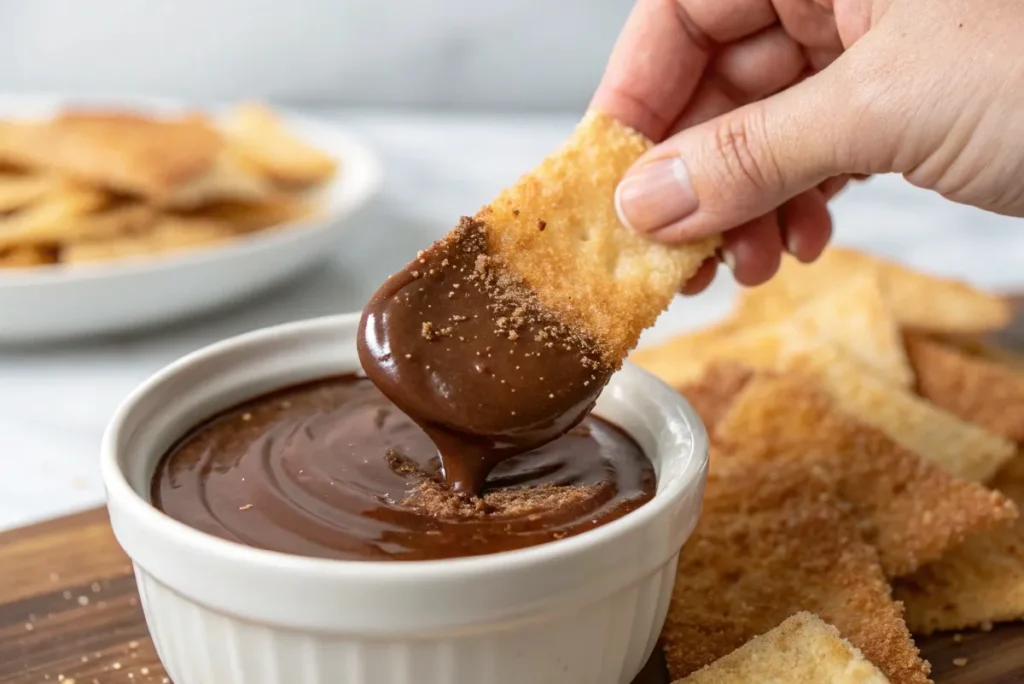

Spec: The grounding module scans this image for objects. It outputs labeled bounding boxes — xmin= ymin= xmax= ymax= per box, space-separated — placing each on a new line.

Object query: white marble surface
xmin=1 ymin=109 xmax=1023 ymax=532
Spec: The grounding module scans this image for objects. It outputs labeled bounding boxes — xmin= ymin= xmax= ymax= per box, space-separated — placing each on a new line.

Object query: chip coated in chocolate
xmin=358 ymin=218 xmax=615 ymax=494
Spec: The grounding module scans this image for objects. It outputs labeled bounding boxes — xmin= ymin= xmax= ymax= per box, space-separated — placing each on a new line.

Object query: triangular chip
xmin=905 ymin=333 xmax=1024 ymax=442
xmin=161 ymin=151 xmax=275 ymax=209
xmin=62 ymin=215 xmax=235 ymax=264
xmin=783 ymin=343 xmax=1016 ymax=482
xmin=630 ymin=322 xmax=790 ymax=388
xmin=663 ymin=461 xmax=930 ymax=684
xmin=676 ymin=363 xmax=755 ymax=433
xmin=0 ymin=171 xmax=58 ymax=213
xmin=631 ymin=273 xmax=913 ymax=389
xmin=60 ymin=202 xmax=155 ymax=241
xmin=183 ymin=195 xmax=315 ymax=233
xmin=935 ymin=333 xmax=1024 ymax=373
xmin=896 ymin=455 xmax=1024 ymax=634
xmin=675 ymin=612 xmax=891 ymax=684
xmin=780 ymin=272 xmax=913 ymax=386
xmin=0 ymin=244 xmax=54 ymax=268
xmin=713 ymin=373 xmax=1017 ymax=577
xmin=0 ymin=112 xmax=223 ymax=202
xmin=629 ymin=319 xmax=746 ymax=388
xmin=222 ymin=102 xmax=338 ymax=187
xmin=0 ymin=199 xmax=154 ymax=248
xmin=356 ymin=112 xmax=721 ymax=472
xmin=0 ymin=187 xmax=108 ymax=249
xmin=734 ymin=248 xmax=1011 ymax=333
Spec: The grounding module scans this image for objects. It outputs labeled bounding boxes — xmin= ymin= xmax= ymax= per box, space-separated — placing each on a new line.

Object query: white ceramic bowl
xmin=101 ymin=314 xmax=709 ymax=684
xmin=0 ymin=95 xmax=382 ymax=344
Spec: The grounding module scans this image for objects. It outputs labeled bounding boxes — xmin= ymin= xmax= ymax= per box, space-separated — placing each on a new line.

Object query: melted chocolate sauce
xmin=358 ymin=219 xmax=615 ymax=494
xmin=151 ymin=375 xmax=654 ymax=562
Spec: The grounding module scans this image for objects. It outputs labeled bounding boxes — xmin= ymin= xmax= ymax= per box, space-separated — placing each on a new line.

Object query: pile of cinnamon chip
xmin=632 ymin=247 xmax=1024 ymax=683
xmin=0 ymin=102 xmax=336 ymax=268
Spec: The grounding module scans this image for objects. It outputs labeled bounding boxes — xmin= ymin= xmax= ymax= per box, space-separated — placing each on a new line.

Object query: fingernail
xmin=784 ymin=224 xmax=800 ymax=258
xmin=615 ymin=156 xmax=698 ymax=233
xmin=786 ymin=227 xmax=826 ymax=263
xmin=719 ymin=247 xmax=737 ymax=273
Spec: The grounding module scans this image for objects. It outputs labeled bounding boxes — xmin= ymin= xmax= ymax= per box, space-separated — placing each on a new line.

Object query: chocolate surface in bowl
xmin=151 ymin=374 xmax=655 ymax=562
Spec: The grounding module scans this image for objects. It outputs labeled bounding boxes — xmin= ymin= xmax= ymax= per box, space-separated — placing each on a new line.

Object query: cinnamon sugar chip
xmin=934 ymin=333 xmax=1024 ymax=373
xmin=648 ymin=337 xmax=1014 ymax=483
xmin=778 ymin=272 xmax=914 ymax=387
xmin=629 ymin=319 xmax=748 ymax=390
xmin=220 ymin=101 xmax=337 ymax=187
xmin=629 ymin=322 xmax=793 ymax=389
xmin=676 ymin=363 xmax=755 ymax=433
xmin=61 ymin=215 xmax=236 ymax=263
xmin=734 ymin=247 xmax=1011 ymax=333
xmin=782 ymin=343 xmax=1016 ymax=483
xmin=713 ymin=373 xmax=1017 ymax=577
xmin=663 ymin=461 xmax=929 ymax=684
xmin=428 ymin=219 xmax=610 ymax=369
xmin=896 ymin=455 xmax=1024 ymax=633
xmin=905 ymin=333 xmax=1024 ymax=442
xmin=676 ymin=612 xmax=890 ymax=684
xmin=631 ymin=273 xmax=913 ymax=389
xmin=0 ymin=169 xmax=56 ymax=213
xmin=0 ymin=112 xmax=223 ymax=201
xmin=477 ymin=110 xmax=719 ymax=364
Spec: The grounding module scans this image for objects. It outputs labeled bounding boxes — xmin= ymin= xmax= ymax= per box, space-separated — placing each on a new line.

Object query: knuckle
xmin=828 ymin=46 xmax=905 ymax=172
xmin=710 ymin=114 xmax=784 ymax=193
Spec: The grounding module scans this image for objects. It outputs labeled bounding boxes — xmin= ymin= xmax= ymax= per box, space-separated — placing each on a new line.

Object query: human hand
xmin=592 ymin=0 xmax=1024 ymax=293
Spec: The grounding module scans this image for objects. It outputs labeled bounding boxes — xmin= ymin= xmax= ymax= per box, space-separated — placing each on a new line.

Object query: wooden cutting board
xmin=2 ymin=508 xmax=1024 ymax=684
xmin=3 ymin=297 xmax=1023 ymax=684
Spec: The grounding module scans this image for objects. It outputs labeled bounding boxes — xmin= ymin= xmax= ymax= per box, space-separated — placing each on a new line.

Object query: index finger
xmin=590 ymin=0 xmax=779 ymax=141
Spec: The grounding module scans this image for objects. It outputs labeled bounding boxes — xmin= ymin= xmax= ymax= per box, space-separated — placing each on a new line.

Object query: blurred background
xmin=1 ymin=0 xmax=1023 ymax=530
xmin=0 ymin=0 xmax=629 ymax=110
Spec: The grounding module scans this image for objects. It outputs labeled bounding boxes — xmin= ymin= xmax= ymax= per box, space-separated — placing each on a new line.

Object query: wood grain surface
xmin=2 ymin=507 xmax=1024 ymax=684
xmin=2 ymin=297 xmax=1022 ymax=684
xmin=0 ymin=508 xmax=163 ymax=684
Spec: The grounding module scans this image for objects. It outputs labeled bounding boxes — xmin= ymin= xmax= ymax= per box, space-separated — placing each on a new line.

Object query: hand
xmin=592 ymin=0 xmax=1024 ymax=293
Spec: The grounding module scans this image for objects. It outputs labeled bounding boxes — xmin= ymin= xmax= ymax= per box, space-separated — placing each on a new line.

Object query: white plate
xmin=0 ymin=95 xmax=383 ymax=344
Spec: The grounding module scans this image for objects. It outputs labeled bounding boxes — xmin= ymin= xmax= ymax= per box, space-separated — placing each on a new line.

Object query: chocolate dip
xmin=151 ymin=374 xmax=654 ymax=562
xmin=359 ymin=218 xmax=616 ymax=494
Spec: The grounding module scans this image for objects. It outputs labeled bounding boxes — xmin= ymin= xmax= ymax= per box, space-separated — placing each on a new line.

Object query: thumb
xmin=615 ymin=64 xmax=874 ymax=242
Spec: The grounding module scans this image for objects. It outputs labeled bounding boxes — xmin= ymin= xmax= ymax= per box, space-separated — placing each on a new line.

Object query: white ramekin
xmin=101 ymin=313 xmax=708 ymax=684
